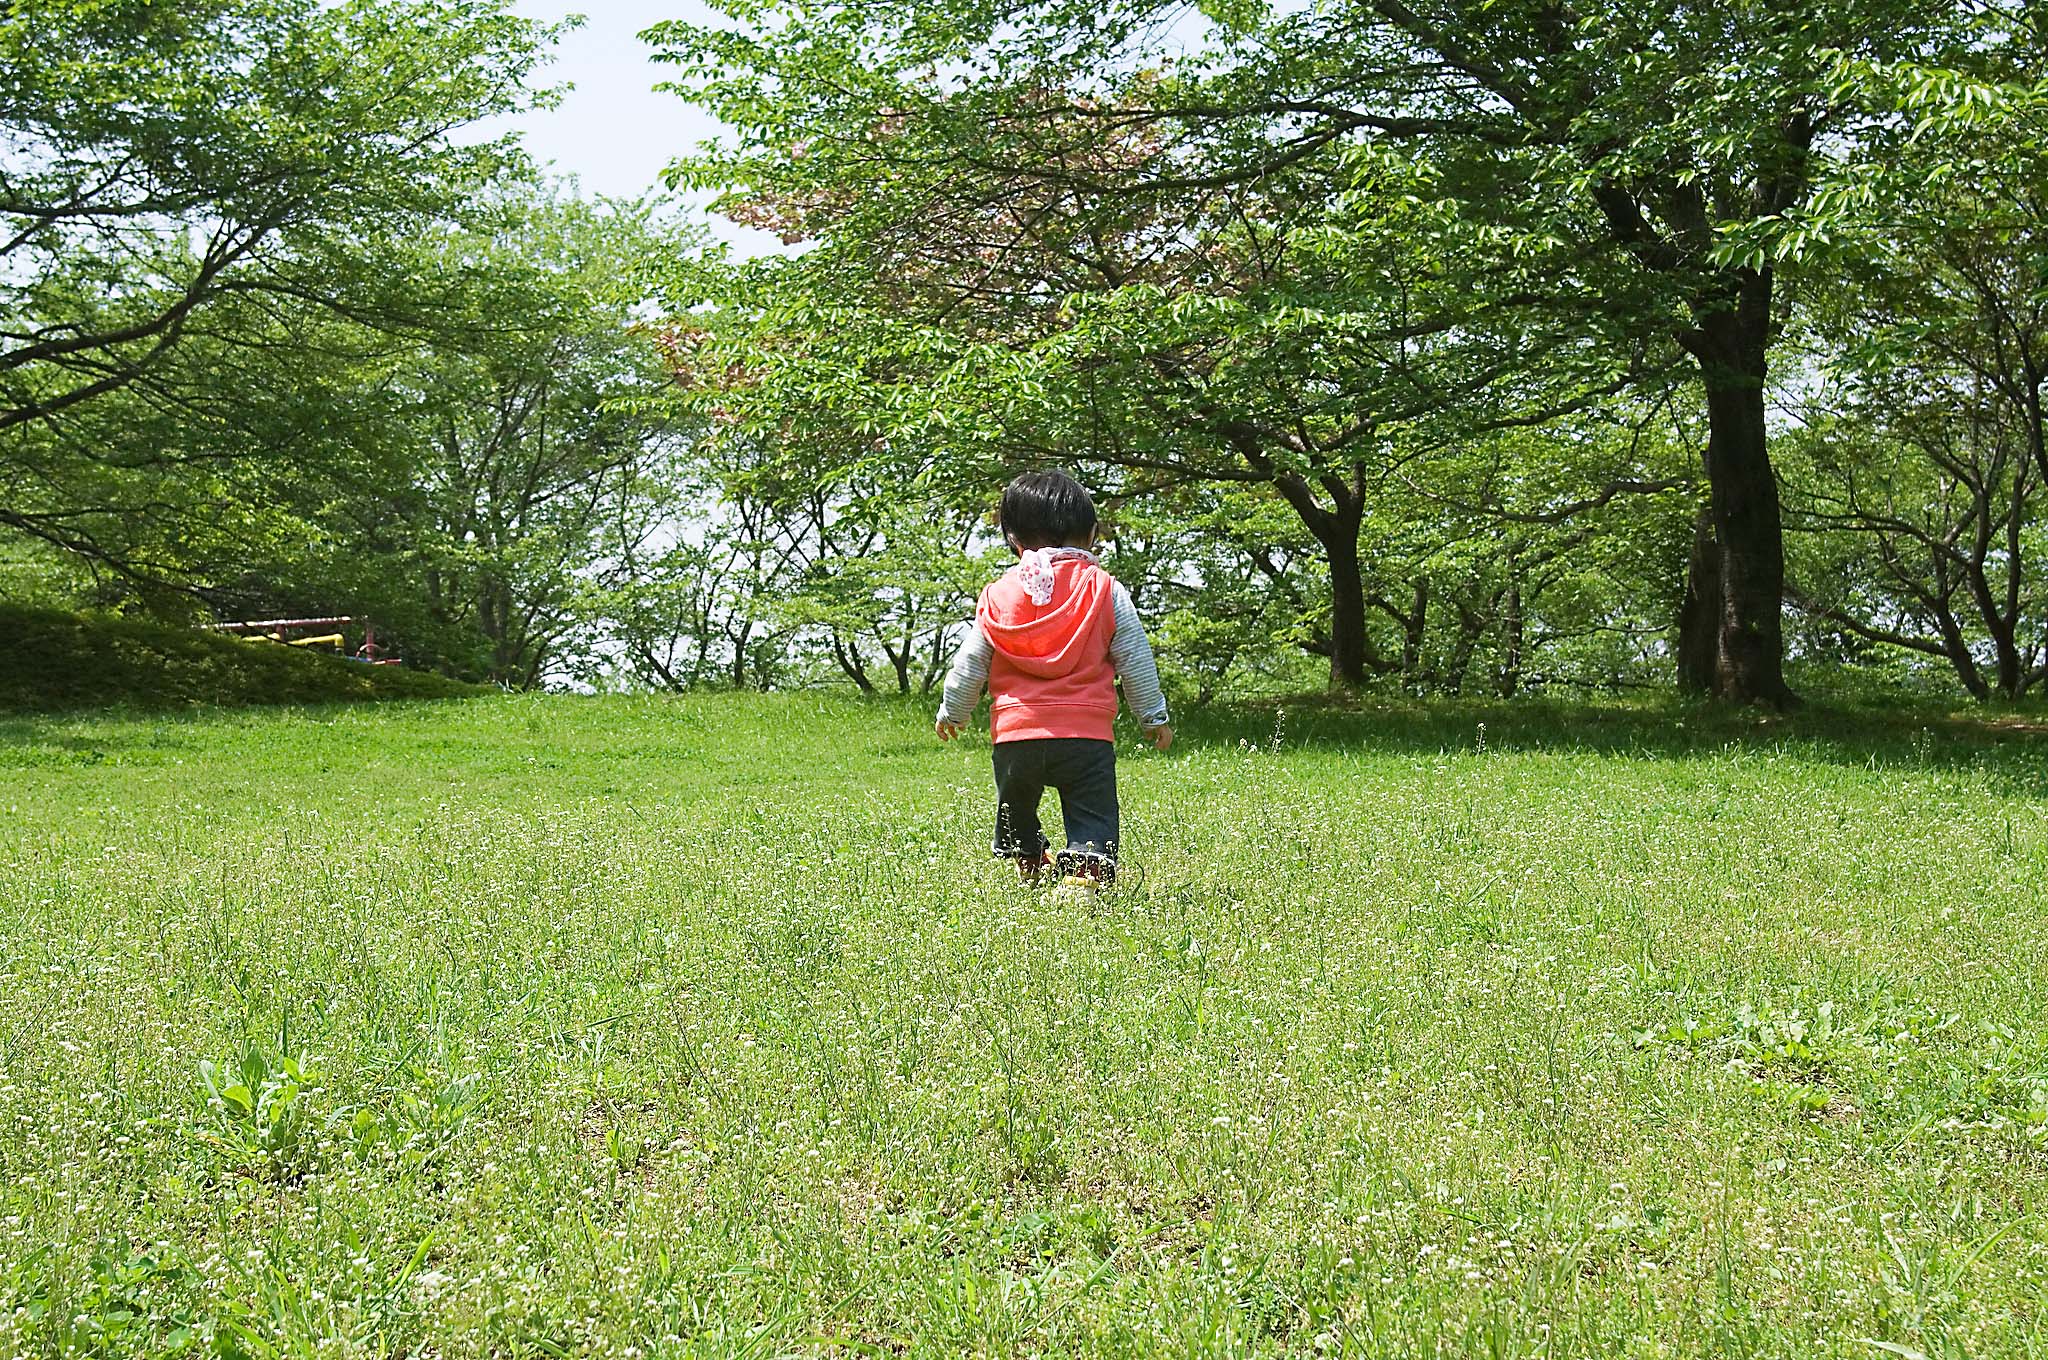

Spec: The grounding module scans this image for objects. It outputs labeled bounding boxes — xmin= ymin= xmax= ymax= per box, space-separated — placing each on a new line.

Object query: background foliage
xmin=3 ymin=0 xmax=2047 ymax=706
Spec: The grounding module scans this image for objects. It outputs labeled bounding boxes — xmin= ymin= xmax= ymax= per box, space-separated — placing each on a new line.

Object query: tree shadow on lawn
xmin=0 ymin=697 xmax=486 ymax=769
xmin=1169 ymin=689 xmax=2048 ymax=800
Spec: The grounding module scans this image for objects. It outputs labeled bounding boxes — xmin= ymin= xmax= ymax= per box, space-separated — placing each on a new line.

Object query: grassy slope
xmin=1 ymin=693 xmax=2046 ymax=1356
xmin=0 ymin=603 xmax=479 ymax=711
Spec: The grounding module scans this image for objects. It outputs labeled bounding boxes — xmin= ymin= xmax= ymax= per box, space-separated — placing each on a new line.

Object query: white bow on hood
xmin=1014 ymin=546 xmax=1097 ymax=606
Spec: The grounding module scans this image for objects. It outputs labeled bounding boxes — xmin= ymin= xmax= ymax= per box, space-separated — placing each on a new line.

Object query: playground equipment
xmin=203 ymin=617 xmax=401 ymax=665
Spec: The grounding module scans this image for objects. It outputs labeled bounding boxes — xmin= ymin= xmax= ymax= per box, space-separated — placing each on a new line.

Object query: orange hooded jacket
xmin=976 ymin=554 xmax=1119 ymax=742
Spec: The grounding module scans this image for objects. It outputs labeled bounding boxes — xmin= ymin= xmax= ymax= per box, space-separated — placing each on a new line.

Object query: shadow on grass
xmin=1164 ymin=688 xmax=2048 ymax=798
xmin=873 ymin=677 xmax=2048 ymax=799
xmin=11 ymin=636 xmax=2045 ymax=801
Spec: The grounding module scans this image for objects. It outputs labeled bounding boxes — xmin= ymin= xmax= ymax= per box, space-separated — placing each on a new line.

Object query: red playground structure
xmin=202 ymin=617 xmax=400 ymax=666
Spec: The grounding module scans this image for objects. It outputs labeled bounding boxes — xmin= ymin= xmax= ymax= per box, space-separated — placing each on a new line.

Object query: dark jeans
xmin=992 ymin=737 xmax=1119 ymax=877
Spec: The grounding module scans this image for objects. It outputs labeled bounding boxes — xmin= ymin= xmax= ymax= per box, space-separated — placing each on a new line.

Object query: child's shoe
xmin=1054 ymin=848 xmax=1115 ymax=888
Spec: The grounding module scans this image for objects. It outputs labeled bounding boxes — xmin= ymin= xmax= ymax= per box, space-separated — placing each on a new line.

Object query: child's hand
xmin=1144 ymin=724 xmax=1173 ymax=751
xmin=936 ymin=719 xmax=962 ymax=741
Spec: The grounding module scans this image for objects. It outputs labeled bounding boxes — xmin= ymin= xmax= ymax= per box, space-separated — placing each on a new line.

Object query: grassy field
xmin=3 ymin=691 xmax=2047 ymax=1357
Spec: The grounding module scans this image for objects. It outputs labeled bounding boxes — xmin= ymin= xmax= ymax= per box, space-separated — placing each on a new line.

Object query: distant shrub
xmin=0 ymin=604 xmax=479 ymax=712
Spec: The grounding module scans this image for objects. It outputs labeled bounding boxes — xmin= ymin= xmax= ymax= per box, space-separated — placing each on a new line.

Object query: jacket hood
xmin=977 ymin=556 xmax=1115 ymax=679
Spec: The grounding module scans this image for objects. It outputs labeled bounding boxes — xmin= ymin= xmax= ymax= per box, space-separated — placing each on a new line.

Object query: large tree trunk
xmin=1963 ymin=471 xmax=2022 ymax=700
xmin=1324 ymin=512 xmax=1371 ymax=689
xmin=1936 ymin=606 xmax=1990 ymax=701
xmin=1701 ymin=370 xmax=1793 ymax=705
xmin=1682 ymin=282 xmax=1797 ymax=708
xmin=1268 ymin=467 xmax=1372 ymax=689
xmin=1232 ymin=434 xmax=1401 ymax=690
xmin=1676 ymin=504 xmax=1720 ymax=695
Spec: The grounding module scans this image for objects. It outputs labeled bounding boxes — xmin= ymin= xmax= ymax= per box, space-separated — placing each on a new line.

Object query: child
xmin=935 ymin=470 xmax=1171 ymax=887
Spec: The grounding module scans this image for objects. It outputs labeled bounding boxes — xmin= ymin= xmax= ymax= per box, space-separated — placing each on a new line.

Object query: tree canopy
xmin=630 ymin=0 xmax=2047 ymax=704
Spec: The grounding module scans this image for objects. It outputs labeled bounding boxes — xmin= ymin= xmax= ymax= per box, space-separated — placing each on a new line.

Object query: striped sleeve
xmin=934 ymin=621 xmax=992 ymax=727
xmin=1108 ymin=582 xmax=1170 ymax=728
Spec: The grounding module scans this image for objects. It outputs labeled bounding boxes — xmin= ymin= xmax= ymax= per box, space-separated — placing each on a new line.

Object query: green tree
xmin=770 ymin=495 xmax=986 ymax=695
xmin=271 ymin=193 xmax=690 ymax=687
xmin=652 ymin=0 xmax=2013 ymax=704
xmin=0 ymin=0 xmax=558 ymax=579
xmin=623 ymin=329 xmax=994 ymax=694
xmin=564 ymin=451 xmax=803 ymax=694
xmin=0 ymin=280 xmax=397 ymax=608
xmin=657 ymin=62 xmax=1651 ymax=691
xmin=1780 ymin=46 xmax=2048 ymax=698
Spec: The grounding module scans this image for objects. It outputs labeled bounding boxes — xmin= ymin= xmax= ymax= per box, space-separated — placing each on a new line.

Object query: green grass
xmin=2 ymin=691 xmax=2047 ymax=1357
xmin=0 ymin=603 xmax=480 ymax=712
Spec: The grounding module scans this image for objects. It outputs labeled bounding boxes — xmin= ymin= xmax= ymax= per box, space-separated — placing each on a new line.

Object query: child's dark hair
xmin=999 ymin=470 xmax=1097 ymax=550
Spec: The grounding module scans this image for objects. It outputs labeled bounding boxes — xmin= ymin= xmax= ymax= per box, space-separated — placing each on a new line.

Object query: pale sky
xmin=494 ymin=0 xmax=777 ymax=251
